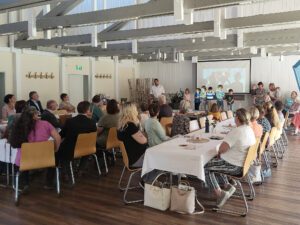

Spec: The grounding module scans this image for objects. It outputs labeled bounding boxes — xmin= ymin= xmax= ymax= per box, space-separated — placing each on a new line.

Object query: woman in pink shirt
xmin=9 ymin=107 xmax=61 ymax=188
xmin=249 ymin=106 xmax=263 ymax=139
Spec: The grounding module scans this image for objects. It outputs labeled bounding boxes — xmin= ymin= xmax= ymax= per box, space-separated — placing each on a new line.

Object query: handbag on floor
xmin=144 ymin=173 xmax=171 ymax=211
xmin=170 ymin=182 xmax=205 ymax=214
xmin=249 ymin=162 xmax=262 ymax=184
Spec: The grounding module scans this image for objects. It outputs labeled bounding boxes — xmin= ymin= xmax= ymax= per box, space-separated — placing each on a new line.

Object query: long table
xmin=0 ymin=139 xmax=18 ymax=164
xmin=141 ymin=118 xmax=235 ymax=182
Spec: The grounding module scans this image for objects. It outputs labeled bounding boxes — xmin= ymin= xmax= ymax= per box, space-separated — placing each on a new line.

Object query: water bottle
xmin=205 ymin=117 xmax=210 ymax=133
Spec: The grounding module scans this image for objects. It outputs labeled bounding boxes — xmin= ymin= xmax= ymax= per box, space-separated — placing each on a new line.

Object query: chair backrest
xmin=275 ymin=121 xmax=284 ymax=141
xmin=207 ymin=115 xmax=213 ymax=124
xmin=242 ymin=138 xmax=260 ymax=177
xmin=119 ymin=141 xmax=129 ymax=169
xmin=199 ymin=117 xmax=206 ymax=129
xmin=160 ymin=117 xmax=173 ymax=135
xmin=106 ymin=127 xmax=120 ymax=149
xmin=221 ymin=112 xmax=228 ymax=121
xmin=259 ymin=132 xmax=270 ymax=158
xmin=20 ymin=141 xmax=55 ymax=172
xmin=55 ymin=109 xmax=68 ymax=115
xmin=227 ymin=110 xmax=233 ymax=119
xmin=189 ymin=120 xmax=200 ymax=132
xmin=59 ymin=114 xmax=72 ymax=127
xmin=284 ymin=111 xmax=289 ymax=127
xmin=269 ymin=127 xmax=277 ymax=146
xmin=74 ymin=132 xmax=97 ymax=158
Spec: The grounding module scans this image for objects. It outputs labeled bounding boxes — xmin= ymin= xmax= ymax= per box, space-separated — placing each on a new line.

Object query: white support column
xmin=89 ymin=57 xmax=96 ymax=99
xmin=214 ymin=8 xmax=226 ymax=39
xmin=8 ymin=11 xmax=17 ymax=49
xmin=59 ymin=57 xmax=67 ymax=94
xmin=101 ymin=0 xmax=107 ymax=49
xmin=91 ymin=0 xmax=98 ymax=47
xmin=13 ymin=52 xmax=21 ymax=99
xmin=174 ymin=0 xmax=184 ymax=21
xmin=184 ymin=9 xmax=193 ymax=25
xmin=113 ymin=56 xmax=119 ymax=101
xmin=28 ymin=9 xmax=37 ymax=38
xmin=43 ymin=5 xmax=51 ymax=39
xmin=237 ymin=30 xmax=244 ymax=48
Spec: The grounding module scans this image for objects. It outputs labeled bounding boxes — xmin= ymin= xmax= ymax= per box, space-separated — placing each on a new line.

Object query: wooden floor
xmin=0 ymin=134 xmax=300 ymax=225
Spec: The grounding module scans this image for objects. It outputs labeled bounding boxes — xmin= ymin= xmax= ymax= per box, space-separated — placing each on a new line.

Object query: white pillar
xmin=101 ymin=0 xmax=107 ymax=49
xmin=59 ymin=57 xmax=67 ymax=94
xmin=13 ymin=52 xmax=21 ymax=99
xmin=43 ymin=5 xmax=51 ymax=39
xmin=89 ymin=57 xmax=95 ymax=99
xmin=91 ymin=0 xmax=98 ymax=47
xmin=113 ymin=56 xmax=119 ymax=101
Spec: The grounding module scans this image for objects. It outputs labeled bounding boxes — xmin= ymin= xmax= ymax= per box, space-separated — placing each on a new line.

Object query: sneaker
xmin=216 ymin=190 xmax=230 ymax=208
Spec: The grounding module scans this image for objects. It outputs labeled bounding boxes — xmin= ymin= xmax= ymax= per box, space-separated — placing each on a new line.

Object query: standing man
xmin=150 ymin=78 xmax=165 ymax=101
xmin=28 ymin=91 xmax=44 ymax=114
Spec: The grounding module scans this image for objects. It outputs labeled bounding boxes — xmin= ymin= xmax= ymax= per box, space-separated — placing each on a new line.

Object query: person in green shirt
xmin=90 ymin=95 xmax=104 ymax=123
xmin=144 ymin=103 xmax=170 ymax=147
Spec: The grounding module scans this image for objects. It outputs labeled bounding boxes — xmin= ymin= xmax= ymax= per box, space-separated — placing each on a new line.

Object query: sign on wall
xmin=292 ymin=60 xmax=300 ymax=91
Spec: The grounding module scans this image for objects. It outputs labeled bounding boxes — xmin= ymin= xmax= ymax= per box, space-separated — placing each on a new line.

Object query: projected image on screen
xmin=197 ymin=60 xmax=250 ymax=93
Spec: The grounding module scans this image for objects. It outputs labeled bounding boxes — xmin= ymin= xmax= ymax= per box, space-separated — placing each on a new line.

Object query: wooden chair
xmin=221 ymin=112 xmax=228 ymax=121
xmin=104 ymin=127 xmax=120 ymax=173
xmin=189 ymin=120 xmax=200 ymax=132
xmin=259 ymin=132 xmax=270 ymax=181
xmin=207 ymin=115 xmax=214 ymax=124
xmin=227 ymin=110 xmax=234 ymax=119
xmin=15 ymin=141 xmax=60 ymax=206
xmin=213 ymin=139 xmax=260 ymax=216
xmin=274 ymin=122 xmax=286 ymax=159
xmin=70 ymin=132 xmax=102 ymax=185
xmin=267 ymin=127 xmax=279 ymax=167
xmin=59 ymin=114 xmax=72 ymax=127
xmin=118 ymin=141 xmax=143 ymax=204
xmin=199 ymin=117 xmax=206 ymax=129
xmin=282 ymin=111 xmax=289 ymax=146
xmin=160 ymin=117 xmax=173 ymax=137
xmin=54 ymin=110 xmax=68 ymax=115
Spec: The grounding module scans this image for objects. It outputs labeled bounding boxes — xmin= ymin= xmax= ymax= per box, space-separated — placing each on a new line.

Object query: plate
xmin=179 ymin=144 xmax=188 ymax=147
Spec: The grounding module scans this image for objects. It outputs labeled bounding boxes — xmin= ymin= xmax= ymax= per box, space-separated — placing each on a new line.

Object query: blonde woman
xmin=264 ymin=102 xmax=280 ymax=129
xmin=117 ymin=104 xmax=148 ymax=167
xmin=248 ymin=106 xmax=263 ymax=139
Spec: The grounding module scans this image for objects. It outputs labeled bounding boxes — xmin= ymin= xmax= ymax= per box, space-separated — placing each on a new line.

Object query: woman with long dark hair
xmin=9 ymin=107 xmax=61 ymax=188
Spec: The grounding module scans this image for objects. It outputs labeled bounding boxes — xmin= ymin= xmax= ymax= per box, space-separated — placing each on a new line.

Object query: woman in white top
xmin=2 ymin=94 xmax=16 ymax=121
xmin=205 ymin=108 xmax=256 ymax=208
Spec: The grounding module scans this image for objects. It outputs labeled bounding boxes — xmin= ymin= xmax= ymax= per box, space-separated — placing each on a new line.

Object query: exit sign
xmin=75 ymin=65 xmax=83 ymax=71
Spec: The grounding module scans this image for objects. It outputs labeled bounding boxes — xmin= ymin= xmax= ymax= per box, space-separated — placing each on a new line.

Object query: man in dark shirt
xmin=158 ymin=95 xmax=173 ymax=121
xmin=41 ymin=100 xmax=60 ymax=129
xmin=27 ymin=91 xmax=44 ymax=114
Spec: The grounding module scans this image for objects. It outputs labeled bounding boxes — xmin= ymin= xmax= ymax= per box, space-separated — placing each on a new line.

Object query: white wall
xmin=251 ymin=56 xmax=300 ymax=98
xmin=138 ymin=61 xmax=194 ymax=94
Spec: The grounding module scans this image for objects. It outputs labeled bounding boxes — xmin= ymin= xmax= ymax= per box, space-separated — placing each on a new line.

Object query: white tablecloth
xmin=141 ymin=118 xmax=235 ymax=182
xmin=0 ymin=139 xmax=18 ymax=164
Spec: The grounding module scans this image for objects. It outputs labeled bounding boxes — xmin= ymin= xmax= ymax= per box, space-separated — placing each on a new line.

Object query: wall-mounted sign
xmin=75 ymin=65 xmax=83 ymax=71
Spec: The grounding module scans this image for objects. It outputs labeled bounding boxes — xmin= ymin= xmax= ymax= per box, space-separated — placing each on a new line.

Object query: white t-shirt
xmin=150 ymin=85 xmax=165 ymax=98
xmin=220 ymin=124 xmax=256 ymax=167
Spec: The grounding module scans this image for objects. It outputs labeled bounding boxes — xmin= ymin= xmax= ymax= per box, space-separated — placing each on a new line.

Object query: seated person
xmin=158 ymin=95 xmax=172 ymax=120
xmin=41 ymin=100 xmax=61 ymax=129
xmin=264 ymin=102 xmax=280 ymax=128
xmin=205 ymin=108 xmax=256 ymax=208
xmin=248 ymin=106 xmax=263 ymax=139
xmin=53 ymin=101 xmax=97 ymax=181
xmin=139 ymin=103 xmax=149 ymax=131
xmin=171 ymin=108 xmax=190 ymax=137
xmin=9 ymin=107 xmax=61 ymax=188
xmin=28 ymin=91 xmax=44 ymax=114
xmin=208 ymin=103 xmax=221 ymax=121
xmin=97 ymin=99 xmax=120 ymax=148
xmin=7 ymin=100 xmax=27 ymax=129
xmin=90 ymin=95 xmax=104 ymax=123
xmin=145 ymin=103 xmax=169 ymax=147
xmin=59 ymin=93 xmax=75 ymax=113
xmin=284 ymin=91 xmax=297 ymax=116
xmin=256 ymin=105 xmax=271 ymax=134
xmin=2 ymin=94 xmax=16 ymax=121
xmin=289 ymin=98 xmax=300 ymax=118
xmin=274 ymin=100 xmax=284 ymax=123
xmin=117 ymin=104 xmax=147 ymax=168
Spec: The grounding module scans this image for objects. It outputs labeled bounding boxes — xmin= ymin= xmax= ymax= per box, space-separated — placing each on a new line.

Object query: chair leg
xmin=12 ymin=164 xmax=15 ymax=188
xmin=15 ymin=172 xmax=20 ymax=206
xmin=56 ymin=167 xmax=61 ymax=196
xmin=118 ymin=166 xmax=126 ymax=191
xmin=123 ymin=171 xmax=143 ymax=204
xmin=245 ymin=174 xmax=255 ymax=200
xmin=271 ymin=145 xmax=279 ymax=167
xmin=112 ymin=148 xmax=116 ymax=161
xmin=102 ymin=152 xmax=108 ymax=174
xmin=212 ymin=180 xmax=248 ymax=217
xmin=93 ymin=154 xmax=102 ymax=176
xmin=69 ymin=162 xmax=75 ymax=185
